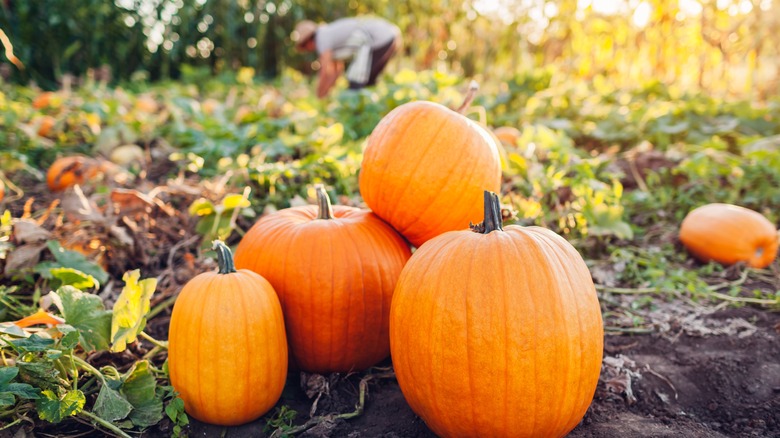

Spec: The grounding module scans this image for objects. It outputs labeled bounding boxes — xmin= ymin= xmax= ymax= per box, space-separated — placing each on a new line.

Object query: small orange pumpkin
xmin=390 ymin=191 xmax=603 ymax=438
xmin=168 ymin=241 xmax=287 ymax=426
xmin=234 ymin=186 xmax=411 ymax=373
xmin=679 ymin=203 xmax=778 ymax=269
xmin=46 ymin=156 xmax=102 ymax=192
xmin=493 ymin=126 xmax=521 ymax=146
xmin=359 ymin=88 xmax=502 ymax=248
xmin=32 ymin=91 xmax=56 ymax=109
xmin=37 ymin=115 xmax=56 ymax=138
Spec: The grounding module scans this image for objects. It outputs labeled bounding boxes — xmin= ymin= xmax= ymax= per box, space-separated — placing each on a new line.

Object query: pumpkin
xmin=390 ymin=191 xmax=603 ymax=438
xmin=493 ymin=126 xmax=522 ymax=146
xmin=234 ymin=186 xmax=411 ymax=373
xmin=0 ymin=178 xmax=4 ymax=202
xmin=679 ymin=203 xmax=778 ymax=269
xmin=37 ymin=115 xmax=56 ymax=137
xmin=168 ymin=241 xmax=287 ymax=426
xmin=46 ymin=156 xmax=102 ymax=192
xmin=359 ymin=84 xmax=502 ymax=248
xmin=32 ymin=91 xmax=56 ymax=109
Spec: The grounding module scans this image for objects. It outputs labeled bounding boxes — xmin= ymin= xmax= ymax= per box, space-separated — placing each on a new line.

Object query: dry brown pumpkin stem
xmin=456 ymin=79 xmax=479 ymax=114
xmin=315 ymin=184 xmax=334 ymax=220
xmin=471 ymin=190 xmax=503 ymax=234
xmin=212 ymin=240 xmax=237 ymax=274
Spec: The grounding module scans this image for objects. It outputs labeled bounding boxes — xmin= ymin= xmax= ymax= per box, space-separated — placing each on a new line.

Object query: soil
xmin=177 ymin=306 xmax=780 ymax=438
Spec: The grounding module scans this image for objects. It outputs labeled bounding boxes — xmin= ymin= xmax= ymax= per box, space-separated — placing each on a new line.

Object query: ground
xmin=173 ymin=305 xmax=780 ymax=438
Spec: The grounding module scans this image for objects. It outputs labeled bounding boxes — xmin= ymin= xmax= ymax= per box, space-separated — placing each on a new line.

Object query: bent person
xmin=293 ymin=17 xmax=401 ymax=98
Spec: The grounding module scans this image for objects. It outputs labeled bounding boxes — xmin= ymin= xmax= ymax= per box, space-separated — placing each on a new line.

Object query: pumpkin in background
xmin=37 ymin=115 xmax=56 ymax=138
xmin=32 ymin=91 xmax=56 ymax=109
xmin=234 ymin=186 xmax=411 ymax=373
xmin=0 ymin=178 xmax=4 ymax=202
xmin=168 ymin=241 xmax=287 ymax=426
xmin=46 ymin=156 xmax=102 ymax=191
xmin=359 ymin=83 xmax=502 ymax=248
xmin=493 ymin=126 xmax=521 ymax=146
xmin=390 ymin=191 xmax=603 ymax=438
xmin=679 ymin=203 xmax=778 ymax=269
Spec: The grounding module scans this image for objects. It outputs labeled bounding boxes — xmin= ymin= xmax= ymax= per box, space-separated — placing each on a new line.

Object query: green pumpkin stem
xmin=471 ymin=190 xmax=504 ymax=234
xmin=213 ymin=240 xmax=237 ymax=274
xmin=456 ymin=80 xmax=479 ymax=114
xmin=315 ymin=185 xmax=334 ymax=220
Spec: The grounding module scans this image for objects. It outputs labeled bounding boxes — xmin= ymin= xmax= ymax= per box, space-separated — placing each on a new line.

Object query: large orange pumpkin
xmin=46 ymin=156 xmax=102 ymax=192
xmin=359 ymin=97 xmax=502 ymax=248
xmin=234 ymin=186 xmax=411 ymax=373
xmin=168 ymin=241 xmax=287 ymax=426
xmin=390 ymin=191 xmax=604 ymax=438
xmin=679 ymin=203 xmax=778 ymax=269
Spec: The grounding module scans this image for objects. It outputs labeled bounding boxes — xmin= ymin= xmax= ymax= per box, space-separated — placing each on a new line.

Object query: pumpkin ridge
xmin=235 ymin=274 xmax=252 ymax=419
xmin=462 ymin=237 xmax=479 ymax=431
xmin=365 ymin=104 xmax=425 ymax=210
xmin=195 ymin=273 xmax=219 ymax=419
xmin=343 ymin=223 xmax=371 ymax=367
xmin=384 ymin=110 xmax=451 ymax=230
xmin=395 ymin=130 xmax=493 ymax=242
xmin=530 ymin=229 xmax=578 ymax=432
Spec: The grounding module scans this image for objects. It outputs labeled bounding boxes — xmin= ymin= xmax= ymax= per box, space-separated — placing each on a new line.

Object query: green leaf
xmin=111 ymin=270 xmax=157 ymax=353
xmin=50 ymin=267 xmax=98 ymax=290
xmin=4 ymin=383 xmax=41 ymax=399
xmin=36 ymin=389 xmax=85 ymax=423
xmin=57 ymin=324 xmax=81 ymax=350
xmin=50 ymin=286 xmax=112 ymax=352
xmin=121 ymin=360 xmax=163 ymax=427
xmin=0 ymin=393 xmax=14 ymax=407
xmin=37 ymin=241 xmax=108 ymax=286
xmin=17 ymin=361 xmax=63 ymax=392
xmin=10 ymin=334 xmax=55 ymax=353
xmin=0 ymin=323 xmax=28 ymax=337
xmin=0 ymin=367 xmax=18 ymax=386
xmin=94 ymin=384 xmax=133 ymax=422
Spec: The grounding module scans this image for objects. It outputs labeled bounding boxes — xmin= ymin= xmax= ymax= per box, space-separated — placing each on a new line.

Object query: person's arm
xmin=316 ymin=50 xmax=341 ymax=98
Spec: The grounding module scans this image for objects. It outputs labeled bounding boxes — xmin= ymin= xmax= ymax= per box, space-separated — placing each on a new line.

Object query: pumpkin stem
xmin=212 ymin=240 xmax=237 ymax=274
xmin=470 ymin=190 xmax=504 ymax=234
xmin=456 ymin=80 xmax=479 ymax=114
xmin=315 ymin=184 xmax=334 ymax=220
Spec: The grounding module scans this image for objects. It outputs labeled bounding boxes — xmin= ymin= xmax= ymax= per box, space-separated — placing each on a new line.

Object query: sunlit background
xmin=1 ymin=0 xmax=777 ymax=98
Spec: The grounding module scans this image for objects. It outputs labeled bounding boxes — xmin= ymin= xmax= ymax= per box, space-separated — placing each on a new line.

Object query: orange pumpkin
xmin=234 ymin=186 xmax=411 ymax=373
xmin=46 ymin=156 xmax=102 ymax=192
xmin=679 ymin=203 xmax=778 ymax=269
xmin=390 ymin=191 xmax=603 ymax=438
xmin=493 ymin=126 xmax=521 ymax=146
xmin=168 ymin=241 xmax=287 ymax=426
xmin=0 ymin=178 xmax=4 ymax=202
xmin=37 ymin=115 xmax=56 ymax=137
xmin=32 ymin=91 xmax=55 ymax=109
xmin=359 ymin=98 xmax=502 ymax=248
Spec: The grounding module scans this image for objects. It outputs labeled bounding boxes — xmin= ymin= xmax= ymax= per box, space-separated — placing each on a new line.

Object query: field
xmin=0 ymin=67 xmax=778 ymax=437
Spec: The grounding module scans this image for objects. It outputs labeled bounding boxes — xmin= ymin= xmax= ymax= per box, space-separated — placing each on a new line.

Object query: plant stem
xmin=315 ymin=185 xmax=334 ymax=220
xmin=212 ymin=240 xmax=236 ymax=274
xmin=139 ymin=331 xmax=168 ymax=349
xmin=0 ymin=417 xmax=21 ymax=431
xmin=71 ymin=356 xmax=105 ymax=383
xmin=79 ymin=410 xmax=133 ymax=438
xmin=456 ymin=80 xmax=479 ymax=114
xmin=148 ymin=293 xmax=178 ymax=319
